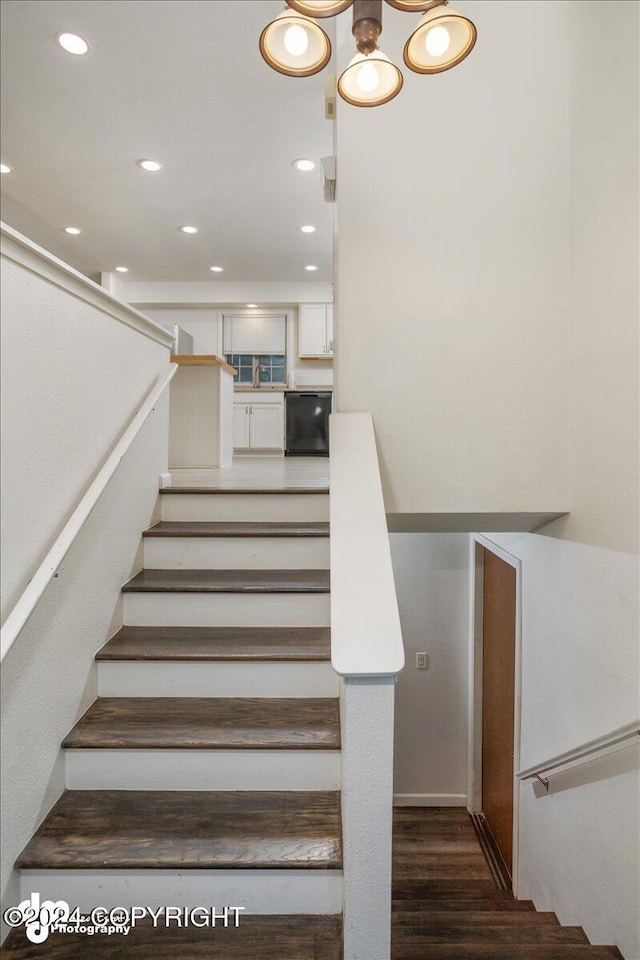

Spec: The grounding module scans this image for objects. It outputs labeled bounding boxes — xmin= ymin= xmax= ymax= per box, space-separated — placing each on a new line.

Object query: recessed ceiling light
xmin=209 ymin=265 xmax=224 ymax=273
xmin=64 ymin=226 xmax=82 ymax=235
xmin=299 ymin=225 xmax=316 ymax=233
xmin=115 ymin=266 xmax=129 ymax=273
xmin=57 ymin=32 xmax=89 ymax=56
xmin=246 ymin=303 xmax=258 ymax=308
xmin=292 ymin=159 xmax=315 ymax=172
xmin=137 ymin=159 xmax=162 ymax=172
xmin=179 ymin=225 xmax=198 ymax=234
xmin=0 ymin=163 xmax=12 ymax=174
xmin=304 ymin=264 xmax=318 ymax=271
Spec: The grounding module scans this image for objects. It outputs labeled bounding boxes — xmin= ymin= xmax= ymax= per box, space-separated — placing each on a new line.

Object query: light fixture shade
xmin=385 ymin=0 xmax=441 ymax=8
xmin=260 ymin=9 xmax=331 ymax=78
xmin=287 ymin=0 xmax=354 ymax=17
xmin=338 ymin=50 xmax=403 ymax=107
xmin=404 ymin=4 xmax=476 ymax=73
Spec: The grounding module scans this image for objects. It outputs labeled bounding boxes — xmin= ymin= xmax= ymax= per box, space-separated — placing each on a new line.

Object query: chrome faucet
xmin=253 ymin=364 xmax=264 ymax=388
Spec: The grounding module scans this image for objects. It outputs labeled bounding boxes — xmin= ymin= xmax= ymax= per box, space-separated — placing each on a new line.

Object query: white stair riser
xmin=65 ymin=749 xmax=341 ymax=791
xmin=160 ymin=494 xmax=329 ymax=523
xmin=143 ymin=537 xmax=330 ymax=570
xmin=97 ymin=661 xmax=339 ymax=698
xmin=123 ymin=592 xmax=330 ymax=628
xmin=19 ymin=869 xmax=343 ymax=914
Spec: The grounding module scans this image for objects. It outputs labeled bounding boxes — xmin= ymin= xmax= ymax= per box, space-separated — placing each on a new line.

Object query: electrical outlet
xmin=416 ymin=652 xmax=429 ymax=670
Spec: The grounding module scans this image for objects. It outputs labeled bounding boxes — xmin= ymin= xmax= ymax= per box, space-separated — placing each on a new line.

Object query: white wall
xmin=334 ymin=0 xmax=570 ymax=519
xmin=390 ymin=534 xmax=469 ymax=805
xmin=479 ymin=3 xmax=640 ymax=956
xmin=1 ymin=236 xmax=172 ymax=621
xmin=0 ymin=229 xmax=172 ymax=933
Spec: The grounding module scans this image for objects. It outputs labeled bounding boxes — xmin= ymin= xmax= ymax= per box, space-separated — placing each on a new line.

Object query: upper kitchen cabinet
xmin=299 ymin=303 xmax=334 ymax=359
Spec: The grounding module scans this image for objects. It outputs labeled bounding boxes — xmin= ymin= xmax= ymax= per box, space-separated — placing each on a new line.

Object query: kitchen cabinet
xmin=233 ymin=393 xmax=285 ymax=451
xmin=299 ymin=303 xmax=334 ymax=358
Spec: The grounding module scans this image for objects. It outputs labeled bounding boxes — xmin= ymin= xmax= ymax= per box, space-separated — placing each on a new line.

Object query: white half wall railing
xmin=329 ymin=412 xmax=405 ymax=960
xmin=517 ymin=719 xmax=640 ymax=790
xmin=0 ymin=364 xmax=178 ymax=661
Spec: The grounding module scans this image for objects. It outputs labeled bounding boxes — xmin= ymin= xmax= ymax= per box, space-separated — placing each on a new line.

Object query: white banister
xmin=517 ymin=719 xmax=640 ymax=786
xmin=330 ymin=412 xmax=404 ymax=677
xmin=0 ymin=364 xmax=178 ymax=661
xmin=329 ymin=412 xmax=404 ymax=960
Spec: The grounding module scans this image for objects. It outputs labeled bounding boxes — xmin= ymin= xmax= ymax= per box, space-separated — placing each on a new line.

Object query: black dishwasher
xmin=285 ymin=392 xmax=332 ymax=456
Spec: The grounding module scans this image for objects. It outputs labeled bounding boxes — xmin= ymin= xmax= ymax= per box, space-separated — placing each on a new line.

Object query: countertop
xmin=234 ymin=386 xmax=333 ymax=393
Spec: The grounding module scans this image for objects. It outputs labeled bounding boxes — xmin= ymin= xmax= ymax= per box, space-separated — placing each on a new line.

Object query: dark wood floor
xmin=391 ymin=807 xmax=622 ymax=960
xmin=5 ymin=806 xmax=624 ymax=959
xmin=95 ymin=625 xmax=332 ymax=661
xmin=16 ymin=790 xmax=342 ymax=870
xmin=144 ymin=521 xmax=330 ymax=537
xmin=121 ymin=569 xmax=331 ymax=593
xmin=62 ymin=697 xmax=341 ymax=750
xmin=2 ymin=915 xmax=342 ymax=959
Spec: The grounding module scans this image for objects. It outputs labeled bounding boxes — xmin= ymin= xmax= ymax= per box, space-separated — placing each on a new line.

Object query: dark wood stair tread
xmin=160 ymin=487 xmax=329 ymax=495
xmin=393 ymin=910 xmax=560 ymax=927
xmin=96 ymin=626 xmax=331 ymax=661
xmin=393 ymin=899 xmax=537 ymax=912
xmin=16 ymin=790 xmax=342 ymax=870
xmin=144 ymin=521 xmax=330 ymax=538
xmin=392 ymin=919 xmax=587 ymax=943
xmin=391 ymin=947 xmax=623 ymax=960
xmin=2 ymin=915 xmax=343 ymax=959
xmin=122 ymin=569 xmax=330 ymax=593
xmin=63 ymin=697 xmax=341 ymax=750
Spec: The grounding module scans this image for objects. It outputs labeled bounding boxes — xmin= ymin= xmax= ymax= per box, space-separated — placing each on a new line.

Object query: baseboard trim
xmin=393 ymin=793 xmax=467 ymax=807
xmin=159 ymin=472 xmax=172 ymax=488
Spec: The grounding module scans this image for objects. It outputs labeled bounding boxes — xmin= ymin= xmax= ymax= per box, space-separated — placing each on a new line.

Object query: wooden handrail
xmin=517 ymin=720 xmax=639 ymax=785
xmin=0 ymin=364 xmax=178 ymax=660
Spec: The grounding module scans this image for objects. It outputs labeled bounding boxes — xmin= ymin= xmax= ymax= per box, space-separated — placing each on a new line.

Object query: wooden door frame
xmin=467 ymin=534 xmax=523 ymax=895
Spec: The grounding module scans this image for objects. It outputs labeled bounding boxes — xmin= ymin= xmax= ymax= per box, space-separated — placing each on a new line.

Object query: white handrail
xmin=517 ymin=720 xmax=640 ymax=782
xmin=0 ymin=364 xmax=178 ymax=661
xmin=329 ymin=412 xmax=404 ymax=677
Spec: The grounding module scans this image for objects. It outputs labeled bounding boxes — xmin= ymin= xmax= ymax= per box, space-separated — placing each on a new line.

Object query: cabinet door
xmin=233 ymin=403 xmax=250 ymax=449
xmin=299 ymin=304 xmax=329 ymax=358
xmin=249 ymin=403 xmax=284 ymax=450
xmin=325 ymin=304 xmax=334 ymax=356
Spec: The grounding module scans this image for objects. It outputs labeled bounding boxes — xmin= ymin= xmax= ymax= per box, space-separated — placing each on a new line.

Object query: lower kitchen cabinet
xmin=233 ymin=394 xmax=285 ymax=451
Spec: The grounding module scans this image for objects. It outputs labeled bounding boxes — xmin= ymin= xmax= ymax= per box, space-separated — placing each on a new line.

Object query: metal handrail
xmin=0 ymin=364 xmax=178 ymax=661
xmin=517 ymin=720 xmax=639 ymax=789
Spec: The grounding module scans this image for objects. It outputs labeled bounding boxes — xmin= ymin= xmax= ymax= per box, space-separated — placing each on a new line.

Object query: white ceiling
xmin=0 ymin=0 xmax=335 ymax=281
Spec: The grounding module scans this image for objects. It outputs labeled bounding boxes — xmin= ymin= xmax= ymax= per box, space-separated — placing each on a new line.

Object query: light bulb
xmin=425 ymin=25 xmax=450 ymax=57
xmin=357 ymin=61 xmax=380 ymax=94
xmin=284 ymin=24 xmax=309 ymax=57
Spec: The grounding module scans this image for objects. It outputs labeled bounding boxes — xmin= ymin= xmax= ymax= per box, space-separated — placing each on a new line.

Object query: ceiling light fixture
xmin=259 ymin=6 xmax=331 ymax=77
xmin=179 ymin=225 xmax=198 ymax=234
xmin=57 ymin=32 xmax=89 ymax=55
xmin=292 ymin=158 xmax=315 ymax=172
xmin=64 ymin=226 xmax=82 ymax=235
xmin=137 ymin=159 xmax=162 ymax=172
xmin=259 ymin=0 xmax=475 ymax=107
xmin=299 ymin=225 xmax=316 ymax=233
xmin=0 ymin=163 xmax=12 ymax=174
xmin=338 ymin=1 xmax=402 ymax=106
xmin=209 ymin=265 xmax=224 ymax=272
xmin=287 ymin=0 xmax=354 ymax=15
xmin=115 ymin=266 xmax=129 ymax=273
xmin=403 ymin=2 xmax=476 ymax=73
xmin=305 ymin=265 xmax=319 ymax=271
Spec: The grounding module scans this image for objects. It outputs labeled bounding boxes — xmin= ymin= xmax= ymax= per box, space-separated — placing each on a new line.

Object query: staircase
xmin=5 ymin=484 xmax=343 ymax=958
xmin=391 ymin=808 xmax=624 ymax=960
